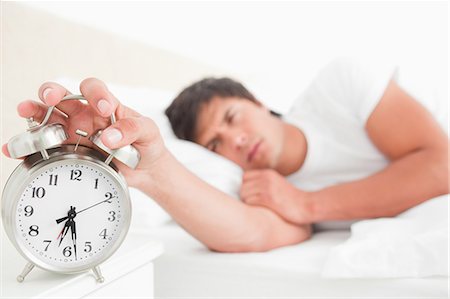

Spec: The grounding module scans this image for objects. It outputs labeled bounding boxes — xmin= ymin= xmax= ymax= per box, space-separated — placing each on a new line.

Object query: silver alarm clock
xmin=2 ymin=95 xmax=140 ymax=283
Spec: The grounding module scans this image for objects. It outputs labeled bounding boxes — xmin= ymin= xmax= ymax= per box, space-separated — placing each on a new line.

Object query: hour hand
xmin=56 ymin=216 xmax=68 ymax=224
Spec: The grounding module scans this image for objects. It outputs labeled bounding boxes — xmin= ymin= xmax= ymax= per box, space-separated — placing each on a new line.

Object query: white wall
xmin=0 ymin=3 xmax=227 ymax=190
xmin=18 ymin=1 xmax=450 ymax=112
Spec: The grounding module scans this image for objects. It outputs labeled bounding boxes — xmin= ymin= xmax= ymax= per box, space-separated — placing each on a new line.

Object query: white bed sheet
xmin=131 ymin=223 xmax=448 ymax=298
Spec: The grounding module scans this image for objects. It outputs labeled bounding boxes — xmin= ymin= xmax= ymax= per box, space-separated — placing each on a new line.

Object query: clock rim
xmin=1 ymin=145 xmax=132 ymax=274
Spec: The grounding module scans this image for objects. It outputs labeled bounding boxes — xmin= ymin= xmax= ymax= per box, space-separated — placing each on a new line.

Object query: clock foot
xmin=92 ymin=266 xmax=104 ymax=283
xmin=17 ymin=262 xmax=35 ymax=282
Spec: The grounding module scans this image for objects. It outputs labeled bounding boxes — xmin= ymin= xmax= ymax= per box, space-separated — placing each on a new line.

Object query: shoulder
xmin=288 ymin=57 xmax=398 ymax=120
xmin=315 ymin=56 xmax=396 ymax=84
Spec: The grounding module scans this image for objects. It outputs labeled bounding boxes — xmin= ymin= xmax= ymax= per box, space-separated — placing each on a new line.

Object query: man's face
xmin=196 ymin=97 xmax=285 ymax=170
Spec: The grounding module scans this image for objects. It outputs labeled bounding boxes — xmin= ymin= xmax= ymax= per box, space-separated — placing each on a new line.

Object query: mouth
xmin=247 ymin=139 xmax=262 ymax=163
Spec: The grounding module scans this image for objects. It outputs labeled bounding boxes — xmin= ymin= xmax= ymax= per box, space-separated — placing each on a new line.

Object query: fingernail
xmin=42 ymin=88 xmax=52 ymax=102
xmin=2 ymin=143 xmax=10 ymax=157
xmin=103 ymin=128 xmax=122 ymax=145
xmin=97 ymin=99 xmax=111 ymax=116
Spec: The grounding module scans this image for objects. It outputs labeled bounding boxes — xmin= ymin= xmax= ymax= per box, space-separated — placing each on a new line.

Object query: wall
xmin=0 ymin=3 xmax=227 ymax=194
xmin=22 ymin=1 xmax=449 ymax=112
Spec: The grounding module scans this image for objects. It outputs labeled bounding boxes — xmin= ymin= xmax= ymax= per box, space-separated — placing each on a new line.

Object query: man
xmin=3 ymin=58 xmax=448 ymax=252
xmin=165 ymin=58 xmax=449 ymax=227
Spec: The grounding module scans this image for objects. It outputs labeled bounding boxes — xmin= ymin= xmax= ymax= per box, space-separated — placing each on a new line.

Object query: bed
xmin=140 ymin=223 xmax=448 ymax=298
xmin=2 ymin=3 xmax=448 ymax=298
xmin=109 ymin=79 xmax=448 ymax=297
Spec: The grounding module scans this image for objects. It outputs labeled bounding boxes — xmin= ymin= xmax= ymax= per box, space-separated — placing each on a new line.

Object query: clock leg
xmin=92 ymin=266 xmax=105 ymax=283
xmin=40 ymin=149 xmax=49 ymax=160
xmin=104 ymin=154 xmax=114 ymax=165
xmin=17 ymin=262 xmax=35 ymax=282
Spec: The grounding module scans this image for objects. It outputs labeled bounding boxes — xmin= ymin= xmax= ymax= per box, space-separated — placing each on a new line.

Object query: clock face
xmin=13 ymin=158 xmax=130 ymax=272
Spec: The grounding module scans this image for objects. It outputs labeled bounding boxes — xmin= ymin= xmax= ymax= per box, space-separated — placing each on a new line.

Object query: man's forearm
xmin=307 ymin=147 xmax=449 ymax=222
xmin=137 ymin=151 xmax=310 ymax=252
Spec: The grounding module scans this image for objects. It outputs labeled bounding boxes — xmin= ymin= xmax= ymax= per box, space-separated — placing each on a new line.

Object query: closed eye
xmin=226 ymin=113 xmax=234 ymax=124
xmin=227 ymin=108 xmax=239 ymax=125
xmin=207 ymin=138 xmax=220 ymax=152
xmin=206 ymin=107 xmax=235 ymax=151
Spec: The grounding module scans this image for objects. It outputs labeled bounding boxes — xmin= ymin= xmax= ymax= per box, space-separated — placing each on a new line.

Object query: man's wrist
xmin=133 ymin=148 xmax=174 ymax=193
xmin=301 ymin=191 xmax=317 ymax=224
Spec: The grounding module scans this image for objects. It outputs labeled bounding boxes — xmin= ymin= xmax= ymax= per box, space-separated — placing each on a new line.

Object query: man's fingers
xmin=240 ymin=189 xmax=260 ymax=201
xmin=17 ymin=100 xmax=68 ymax=126
xmin=2 ymin=143 xmax=25 ymax=160
xmin=100 ymin=116 xmax=160 ymax=149
xmin=2 ymin=144 xmax=10 ymax=157
xmin=4 ymin=100 xmax=67 ymax=160
xmin=80 ymin=78 xmax=141 ymax=119
xmin=243 ymin=170 xmax=264 ymax=182
xmin=38 ymin=79 xmax=140 ymax=119
xmin=115 ymin=101 xmax=142 ymax=119
xmin=79 ymin=78 xmax=121 ymax=117
xmin=38 ymin=82 xmax=85 ymax=115
xmin=38 ymin=82 xmax=71 ymax=105
xmin=242 ymin=195 xmax=264 ymax=206
xmin=240 ymin=180 xmax=260 ymax=199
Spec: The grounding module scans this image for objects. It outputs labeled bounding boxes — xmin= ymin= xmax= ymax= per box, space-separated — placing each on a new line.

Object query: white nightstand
xmin=1 ymin=223 xmax=164 ymax=299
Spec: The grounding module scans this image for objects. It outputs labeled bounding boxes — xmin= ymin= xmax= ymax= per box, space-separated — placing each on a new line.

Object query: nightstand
xmin=1 ymin=222 xmax=164 ymax=299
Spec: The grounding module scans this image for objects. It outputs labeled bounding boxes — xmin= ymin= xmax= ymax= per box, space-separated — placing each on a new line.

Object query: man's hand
xmin=1 ymin=78 xmax=168 ymax=189
xmin=240 ymin=169 xmax=312 ymax=224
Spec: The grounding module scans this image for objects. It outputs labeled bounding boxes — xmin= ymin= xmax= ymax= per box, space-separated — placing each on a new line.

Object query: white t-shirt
xmin=284 ymin=57 xmax=398 ymax=229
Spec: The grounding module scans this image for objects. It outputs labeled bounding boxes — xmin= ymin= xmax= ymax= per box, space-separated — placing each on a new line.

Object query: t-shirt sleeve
xmin=309 ymin=57 xmax=399 ymax=124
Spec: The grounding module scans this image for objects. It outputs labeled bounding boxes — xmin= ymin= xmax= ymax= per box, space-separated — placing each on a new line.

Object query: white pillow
xmin=54 ymin=78 xmax=242 ymax=228
xmin=101 ymin=80 xmax=243 ymax=197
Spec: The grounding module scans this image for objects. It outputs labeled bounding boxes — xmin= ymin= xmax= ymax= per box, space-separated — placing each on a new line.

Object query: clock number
xmin=94 ymin=178 xmax=99 ymax=189
xmin=84 ymin=241 xmax=92 ymax=253
xmin=24 ymin=205 xmax=34 ymax=217
xmin=70 ymin=170 xmax=82 ymax=181
xmin=49 ymin=174 xmax=58 ymax=186
xmin=31 ymin=187 xmax=46 ymax=198
xmin=107 ymin=211 xmax=116 ymax=222
xmin=28 ymin=225 xmax=39 ymax=236
xmin=99 ymin=229 xmax=108 ymax=239
xmin=43 ymin=240 xmax=51 ymax=251
xmin=104 ymin=192 xmax=113 ymax=203
xmin=63 ymin=246 xmax=72 ymax=257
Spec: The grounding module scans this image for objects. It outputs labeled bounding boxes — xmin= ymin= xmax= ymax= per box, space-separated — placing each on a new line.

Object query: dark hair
xmin=165 ymin=77 xmax=260 ymax=142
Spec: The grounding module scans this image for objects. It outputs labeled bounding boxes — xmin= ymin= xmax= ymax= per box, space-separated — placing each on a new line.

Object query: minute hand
xmin=55 ymin=196 xmax=116 ymax=224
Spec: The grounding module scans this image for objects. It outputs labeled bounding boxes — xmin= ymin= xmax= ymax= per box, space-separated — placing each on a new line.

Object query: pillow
xmin=322 ymin=194 xmax=449 ymax=278
xmin=54 ymin=78 xmax=242 ymax=229
xmin=97 ymin=80 xmax=243 ymax=197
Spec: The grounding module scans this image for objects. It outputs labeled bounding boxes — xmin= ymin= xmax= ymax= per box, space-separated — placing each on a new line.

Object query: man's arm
xmin=138 ymin=150 xmax=311 ymax=252
xmin=3 ymin=79 xmax=310 ymax=253
xmin=307 ymin=80 xmax=449 ymax=222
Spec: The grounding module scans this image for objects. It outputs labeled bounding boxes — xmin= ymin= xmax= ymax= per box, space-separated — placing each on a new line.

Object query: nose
xmin=217 ymin=127 xmax=249 ymax=152
xmin=232 ymin=131 xmax=248 ymax=150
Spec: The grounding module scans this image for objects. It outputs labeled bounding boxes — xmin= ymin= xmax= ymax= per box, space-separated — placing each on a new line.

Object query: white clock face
xmin=14 ymin=159 xmax=129 ymax=271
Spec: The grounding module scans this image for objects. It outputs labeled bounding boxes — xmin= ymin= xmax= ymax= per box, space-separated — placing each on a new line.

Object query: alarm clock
xmin=1 ymin=95 xmax=140 ymax=283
